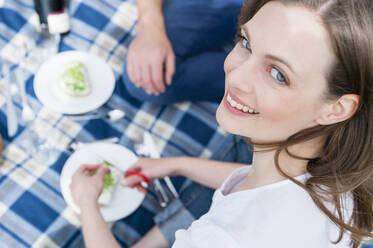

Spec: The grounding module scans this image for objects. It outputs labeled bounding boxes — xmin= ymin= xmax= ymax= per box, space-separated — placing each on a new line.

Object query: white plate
xmin=60 ymin=143 xmax=145 ymax=222
xmin=34 ymin=51 xmax=115 ymax=114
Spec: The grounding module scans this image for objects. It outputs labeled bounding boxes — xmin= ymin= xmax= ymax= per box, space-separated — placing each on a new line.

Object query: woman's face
xmin=216 ymin=1 xmax=336 ymax=142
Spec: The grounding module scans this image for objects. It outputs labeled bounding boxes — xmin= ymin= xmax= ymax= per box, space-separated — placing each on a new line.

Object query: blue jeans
xmin=153 ymin=134 xmax=252 ymax=244
xmin=122 ymin=0 xmax=244 ymax=104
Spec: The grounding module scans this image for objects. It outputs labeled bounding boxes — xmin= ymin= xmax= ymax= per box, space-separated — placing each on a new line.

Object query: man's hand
xmin=70 ymin=164 xmax=110 ymax=210
xmin=127 ymin=27 xmax=175 ymax=96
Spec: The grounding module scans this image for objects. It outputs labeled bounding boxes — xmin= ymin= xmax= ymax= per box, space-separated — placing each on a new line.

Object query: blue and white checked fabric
xmin=0 ymin=0 xmax=228 ymax=247
xmin=2 ymin=1 xmax=372 ymax=248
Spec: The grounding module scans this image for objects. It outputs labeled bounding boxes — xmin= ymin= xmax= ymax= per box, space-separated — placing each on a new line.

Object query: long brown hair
xmin=239 ymin=0 xmax=373 ymax=247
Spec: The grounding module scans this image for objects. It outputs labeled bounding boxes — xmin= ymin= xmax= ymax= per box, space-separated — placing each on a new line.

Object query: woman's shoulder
xmin=180 ymin=167 xmax=353 ymax=247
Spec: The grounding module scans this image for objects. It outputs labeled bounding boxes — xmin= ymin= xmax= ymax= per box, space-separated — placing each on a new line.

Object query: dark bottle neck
xmin=34 ymin=0 xmax=65 ymax=24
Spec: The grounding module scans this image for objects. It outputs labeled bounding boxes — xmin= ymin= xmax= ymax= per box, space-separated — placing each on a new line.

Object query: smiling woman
xmin=216 ymin=0 xmax=373 ymax=247
xmin=218 ymin=1 xmax=338 ymax=142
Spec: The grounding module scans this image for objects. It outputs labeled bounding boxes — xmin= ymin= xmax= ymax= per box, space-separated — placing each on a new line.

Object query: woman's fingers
xmin=135 ymin=184 xmax=147 ymax=193
xmin=92 ymin=165 xmax=110 ymax=180
xmin=82 ymin=164 xmax=101 ymax=171
xmin=73 ymin=164 xmax=100 ymax=179
xmin=121 ymin=174 xmax=143 ymax=187
xmin=73 ymin=164 xmax=109 ymax=183
xmin=121 ymin=175 xmax=148 ymax=194
xmin=126 ymin=158 xmax=147 ymax=171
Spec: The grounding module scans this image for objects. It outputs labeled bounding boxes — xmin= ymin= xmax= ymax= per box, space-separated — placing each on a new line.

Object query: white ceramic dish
xmin=34 ymin=51 xmax=115 ymax=114
xmin=60 ymin=143 xmax=145 ymax=222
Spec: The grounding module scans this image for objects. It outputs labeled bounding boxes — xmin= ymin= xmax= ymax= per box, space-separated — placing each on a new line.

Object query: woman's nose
xmin=224 ymin=47 xmax=259 ymax=91
xmin=227 ymin=59 xmax=258 ymax=93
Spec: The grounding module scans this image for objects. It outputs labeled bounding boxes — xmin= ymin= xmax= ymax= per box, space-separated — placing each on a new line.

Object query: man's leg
xmin=122 ymin=51 xmax=227 ymax=104
xmin=162 ymin=0 xmax=244 ymax=57
xmin=122 ymin=0 xmax=244 ymax=104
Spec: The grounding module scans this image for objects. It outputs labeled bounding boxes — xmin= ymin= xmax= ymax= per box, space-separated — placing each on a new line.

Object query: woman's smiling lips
xmin=224 ymin=90 xmax=259 ymax=116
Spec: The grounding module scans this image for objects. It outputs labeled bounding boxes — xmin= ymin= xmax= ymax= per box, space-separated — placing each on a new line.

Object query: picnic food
xmin=57 ymin=61 xmax=91 ymax=97
xmin=97 ymin=160 xmax=122 ymax=206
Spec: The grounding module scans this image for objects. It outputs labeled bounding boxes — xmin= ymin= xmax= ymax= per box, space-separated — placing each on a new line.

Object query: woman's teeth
xmin=227 ymin=94 xmax=258 ymax=114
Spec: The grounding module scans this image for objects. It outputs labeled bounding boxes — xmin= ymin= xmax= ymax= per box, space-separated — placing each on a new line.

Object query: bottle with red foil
xmin=34 ymin=0 xmax=70 ymax=34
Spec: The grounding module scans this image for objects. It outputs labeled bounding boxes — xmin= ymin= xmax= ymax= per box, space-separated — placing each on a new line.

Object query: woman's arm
xmin=174 ymin=157 xmax=245 ymax=189
xmin=70 ymin=164 xmax=120 ymax=248
xmin=122 ymin=157 xmax=245 ymax=190
xmin=80 ymin=201 xmax=121 ymax=248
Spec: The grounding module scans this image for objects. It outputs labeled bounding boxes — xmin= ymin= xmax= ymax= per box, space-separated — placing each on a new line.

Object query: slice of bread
xmin=57 ymin=61 xmax=91 ymax=97
xmin=97 ymin=161 xmax=122 ymax=206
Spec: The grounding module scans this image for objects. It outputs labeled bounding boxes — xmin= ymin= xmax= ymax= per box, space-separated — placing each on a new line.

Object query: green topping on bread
xmin=58 ymin=61 xmax=91 ymax=97
xmin=103 ymin=160 xmax=111 ymax=166
xmin=97 ymin=160 xmax=122 ymax=205
xmin=103 ymin=173 xmax=114 ymax=189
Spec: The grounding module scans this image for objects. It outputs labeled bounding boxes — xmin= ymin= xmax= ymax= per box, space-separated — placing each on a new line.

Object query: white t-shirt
xmin=173 ymin=166 xmax=352 ymax=248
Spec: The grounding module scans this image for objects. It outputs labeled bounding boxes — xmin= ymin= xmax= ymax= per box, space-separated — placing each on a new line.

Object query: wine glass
xmin=27 ymin=28 xmax=60 ymax=65
xmin=20 ymin=128 xmax=59 ymax=165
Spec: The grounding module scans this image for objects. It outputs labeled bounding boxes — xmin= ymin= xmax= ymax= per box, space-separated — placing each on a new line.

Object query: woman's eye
xmin=267 ymin=67 xmax=287 ymax=84
xmin=239 ymin=36 xmax=252 ymax=52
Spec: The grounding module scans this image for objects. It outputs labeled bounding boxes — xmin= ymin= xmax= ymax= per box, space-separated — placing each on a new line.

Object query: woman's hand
xmin=121 ymin=157 xmax=177 ymax=188
xmin=70 ymin=164 xmax=110 ymax=211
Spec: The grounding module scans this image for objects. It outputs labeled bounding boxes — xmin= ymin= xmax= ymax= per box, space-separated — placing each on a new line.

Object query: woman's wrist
xmin=79 ymin=198 xmax=99 ymax=213
xmin=80 ymin=201 xmax=102 ymax=229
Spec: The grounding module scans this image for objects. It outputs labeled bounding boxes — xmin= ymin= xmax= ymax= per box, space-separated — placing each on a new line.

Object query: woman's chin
xmin=216 ymin=103 xmax=226 ymax=128
xmin=216 ymin=103 xmax=246 ymax=136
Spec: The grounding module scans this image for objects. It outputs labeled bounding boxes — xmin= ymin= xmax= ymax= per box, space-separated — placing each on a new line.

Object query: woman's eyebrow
xmin=265 ymin=54 xmax=296 ymax=75
xmin=241 ymin=26 xmax=297 ymax=75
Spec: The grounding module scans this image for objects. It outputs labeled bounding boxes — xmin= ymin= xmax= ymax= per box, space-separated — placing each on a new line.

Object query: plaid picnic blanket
xmin=2 ymin=1 xmax=372 ymax=248
xmin=0 ymin=0 xmax=228 ymax=247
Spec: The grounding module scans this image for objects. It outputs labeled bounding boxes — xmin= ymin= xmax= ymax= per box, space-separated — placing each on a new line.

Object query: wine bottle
xmin=33 ymin=0 xmax=70 ymax=34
